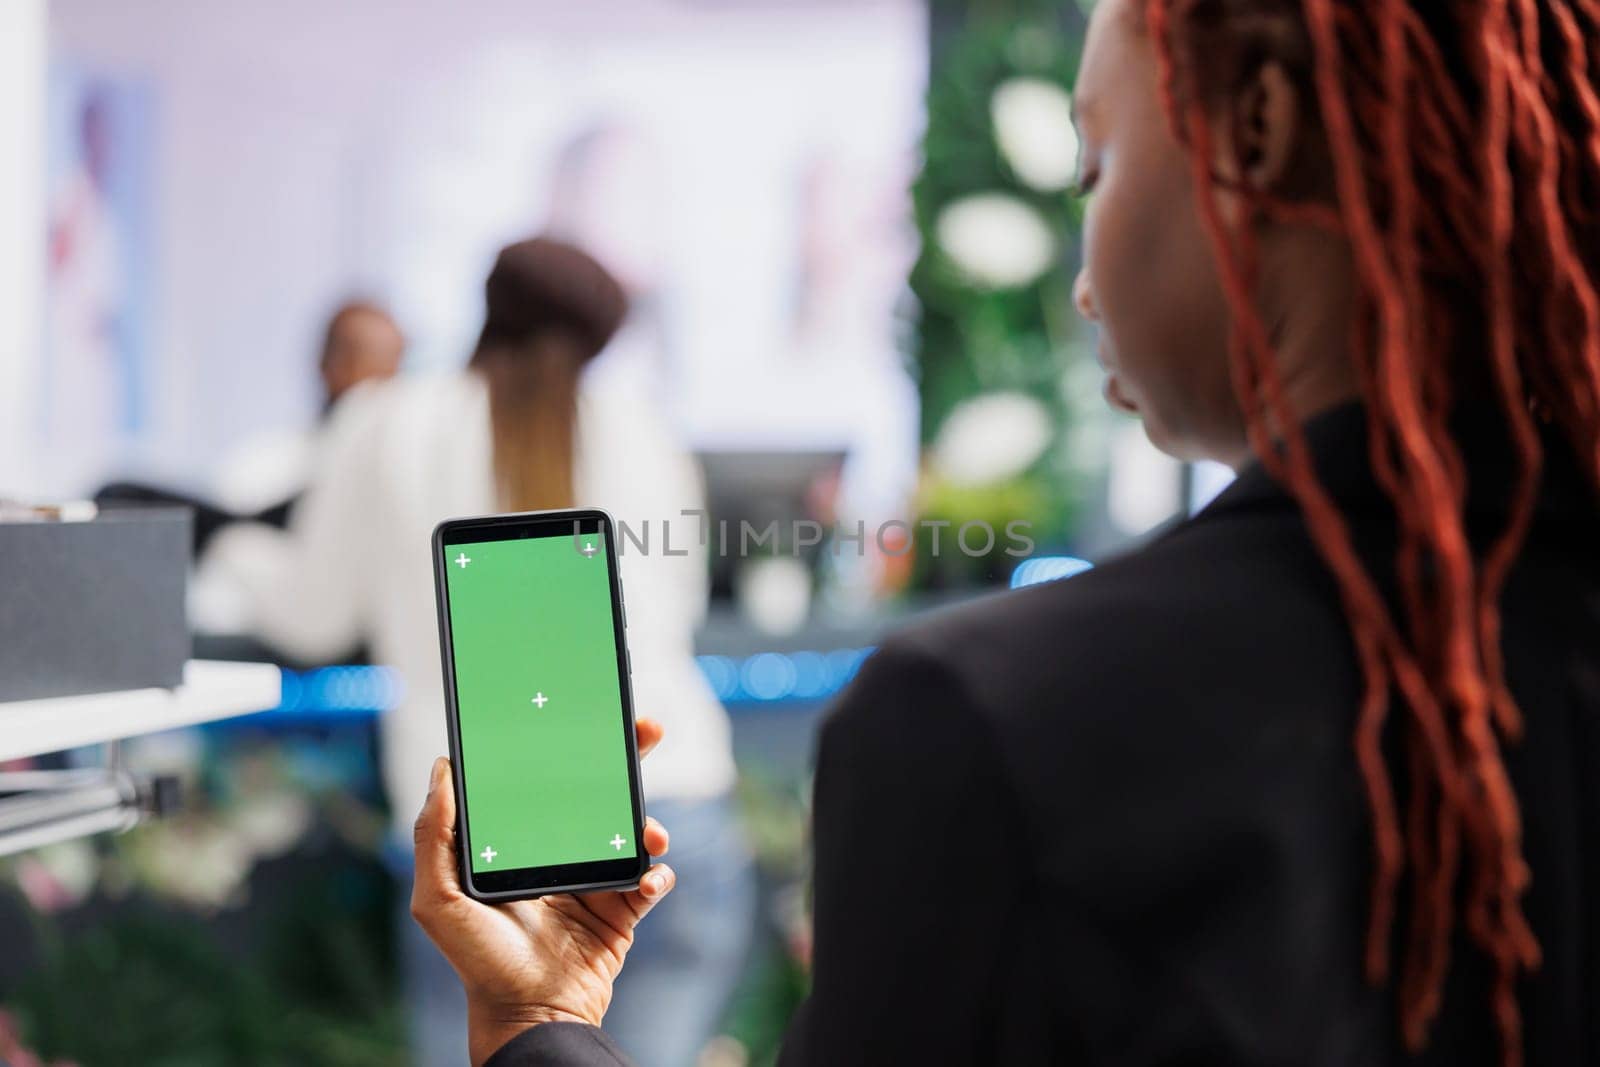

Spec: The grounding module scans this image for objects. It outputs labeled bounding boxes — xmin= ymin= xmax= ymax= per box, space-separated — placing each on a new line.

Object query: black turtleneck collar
xmin=1200 ymin=400 xmax=1598 ymax=535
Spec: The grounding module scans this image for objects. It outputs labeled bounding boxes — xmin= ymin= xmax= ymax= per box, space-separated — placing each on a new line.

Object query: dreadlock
xmin=1142 ymin=1 xmax=1600 ymax=1063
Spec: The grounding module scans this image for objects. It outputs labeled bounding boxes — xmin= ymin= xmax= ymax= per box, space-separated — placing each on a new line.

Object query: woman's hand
xmin=410 ymin=718 xmax=675 ymax=1067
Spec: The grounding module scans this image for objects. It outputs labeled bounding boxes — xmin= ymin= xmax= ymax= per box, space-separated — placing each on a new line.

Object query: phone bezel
xmin=432 ymin=506 xmax=649 ymax=902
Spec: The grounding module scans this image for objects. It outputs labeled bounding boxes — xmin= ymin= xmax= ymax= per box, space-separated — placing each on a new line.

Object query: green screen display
xmin=443 ymin=530 xmax=637 ymax=875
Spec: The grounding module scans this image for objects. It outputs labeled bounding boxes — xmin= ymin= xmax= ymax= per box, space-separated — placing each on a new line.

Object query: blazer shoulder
xmin=907 ymin=510 xmax=1323 ymax=650
xmin=867 ymin=511 xmax=1373 ymax=927
xmin=879 ymin=508 xmax=1357 ymax=749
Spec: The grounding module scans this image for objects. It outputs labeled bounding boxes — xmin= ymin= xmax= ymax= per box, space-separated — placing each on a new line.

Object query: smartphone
xmin=432 ymin=507 xmax=648 ymax=902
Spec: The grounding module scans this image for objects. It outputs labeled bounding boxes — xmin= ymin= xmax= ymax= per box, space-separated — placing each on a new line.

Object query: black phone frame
xmin=432 ymin=507 xmax=648 ymax=902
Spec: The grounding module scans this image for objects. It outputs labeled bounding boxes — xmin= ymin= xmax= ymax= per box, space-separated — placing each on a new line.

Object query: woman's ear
xmin=1215 ymin=60 xmax=1302 ymax=192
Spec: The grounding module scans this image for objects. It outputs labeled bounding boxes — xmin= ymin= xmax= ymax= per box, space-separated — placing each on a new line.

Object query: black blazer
xmin=488 ymin=404 xmax=1600 ymax=1066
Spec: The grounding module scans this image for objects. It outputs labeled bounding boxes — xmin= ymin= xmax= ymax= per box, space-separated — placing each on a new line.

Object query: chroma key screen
xmin=442 ymin=529 xmax=636 ymax=874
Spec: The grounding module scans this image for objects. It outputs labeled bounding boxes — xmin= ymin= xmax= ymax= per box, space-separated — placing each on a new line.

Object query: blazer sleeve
xmin=778 ymin=639 xmax=1026 ymax=1066
xmin=482 ymin=1022 xmax=633 ymax=1067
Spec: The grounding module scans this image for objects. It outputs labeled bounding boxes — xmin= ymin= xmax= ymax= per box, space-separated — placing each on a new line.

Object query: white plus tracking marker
xmin=455 ymin=553 xmax=472 ymax=569
xmin=481 ymin=845 xmax=497 ymax=864
xmin=581 ymin=541 xmax=597 ymax=557
xmin=609 ymin=834 xmax=626 ymax=851
xmin=531 ymin=692 xmax=549 ymax=709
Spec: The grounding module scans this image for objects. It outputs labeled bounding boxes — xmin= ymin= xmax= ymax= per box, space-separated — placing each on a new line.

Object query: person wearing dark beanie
xmin=470 ymin=238 xmax=627 ymax=514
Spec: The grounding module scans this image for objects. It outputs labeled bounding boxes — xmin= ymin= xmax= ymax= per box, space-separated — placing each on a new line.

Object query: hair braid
xmin=1145 ymin=1 xmax=1600 ymax=1062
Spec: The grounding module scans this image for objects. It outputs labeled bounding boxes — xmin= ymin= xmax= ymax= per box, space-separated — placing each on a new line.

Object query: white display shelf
xmin=0 ymin=661 xmax=282 ymax=763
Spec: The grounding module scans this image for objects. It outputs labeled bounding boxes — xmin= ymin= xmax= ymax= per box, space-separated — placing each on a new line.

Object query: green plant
xmin=10 ymin=897 xmax=404 ymax=1067
xmin=911 ymin=6 xmax=1102 ymax=568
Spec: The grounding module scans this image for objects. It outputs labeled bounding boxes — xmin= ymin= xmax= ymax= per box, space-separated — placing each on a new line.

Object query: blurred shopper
xmin=206 ymin=238 xmax=750 ymax=1067
xmin=102 ymin=301 xmax=404 ymax=559
xmin=207 ymin=299 xmax=405 ymax=520
xmin=410 ymin=2 xmax=1600 ymax=1065
xmin=318 ymin=301 xmax=406 ymax=409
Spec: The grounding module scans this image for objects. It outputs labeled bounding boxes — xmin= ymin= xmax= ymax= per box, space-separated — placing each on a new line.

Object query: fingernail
xmin=428 ymin=758 xmax=445 ymax=793
xmin=646 ymin=872 xmax=667 ymax=896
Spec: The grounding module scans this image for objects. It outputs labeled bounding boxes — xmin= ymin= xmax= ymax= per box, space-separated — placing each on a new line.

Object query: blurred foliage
xmin=718 ymin=945 xmax=811 ymax=1067
xmin=914 ymin=468 xmax=1055 ymax=587
xmin=7 ymin=860 xmax=403 ymax=1066
xmin=0 ymin=721 xmax=825 ymax=1067
xmin=720 ymin=769 xmax=813 ymax=1065
xmin=732 ymin=768 xmax=809 ymax=880
xmin=0 ymin=728 xmax=403 ymax=1066
xmin=913 ymin=14 xmax=1083 ymax=439
xmin=910 ymin=4 xmax=1097 ymax=572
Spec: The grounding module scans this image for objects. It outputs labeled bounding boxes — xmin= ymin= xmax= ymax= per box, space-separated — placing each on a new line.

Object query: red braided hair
xmin=1142 ymin=2 xmax=1600 ymax=1063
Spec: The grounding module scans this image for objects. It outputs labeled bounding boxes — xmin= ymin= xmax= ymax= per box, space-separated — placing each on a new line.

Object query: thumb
xmin=411 ymin=757 xmax=464 ymax=921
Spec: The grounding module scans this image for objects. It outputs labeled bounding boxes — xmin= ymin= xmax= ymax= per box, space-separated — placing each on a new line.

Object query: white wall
xmin=0 ymin=0 xmax=47 ymax=498
xmin=46 ymin=0 xmax=925 ymax=500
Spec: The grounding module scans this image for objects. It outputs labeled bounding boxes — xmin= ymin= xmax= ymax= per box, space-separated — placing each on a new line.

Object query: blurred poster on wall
xmin=363 ymin=7 xmax=924 ymax=526
xmin=787 ymin=147 xmax=919 ymax=527
xmin=43 ymin=65 xmax=156 ymax=495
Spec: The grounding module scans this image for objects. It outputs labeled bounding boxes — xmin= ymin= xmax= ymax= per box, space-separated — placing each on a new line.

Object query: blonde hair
xmin=468 ymin=237 xmax=628 ymax=511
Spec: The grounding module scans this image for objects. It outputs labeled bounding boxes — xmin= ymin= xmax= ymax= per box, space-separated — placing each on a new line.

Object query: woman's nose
xmin=1073 ymin=270 xmax=1099 ymax=323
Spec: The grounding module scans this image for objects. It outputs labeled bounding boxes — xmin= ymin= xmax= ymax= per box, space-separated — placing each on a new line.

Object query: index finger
xmin=636 ymin=717 xmax=664 ymax=760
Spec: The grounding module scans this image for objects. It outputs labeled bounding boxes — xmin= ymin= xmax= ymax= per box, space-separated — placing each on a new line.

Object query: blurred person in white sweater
xmin=203 ymin=238 xmax=752 ymax=1067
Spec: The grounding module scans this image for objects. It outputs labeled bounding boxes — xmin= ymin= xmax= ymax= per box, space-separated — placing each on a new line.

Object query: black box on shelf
xmin=0 ymin=509 xmax=191 ymax=703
